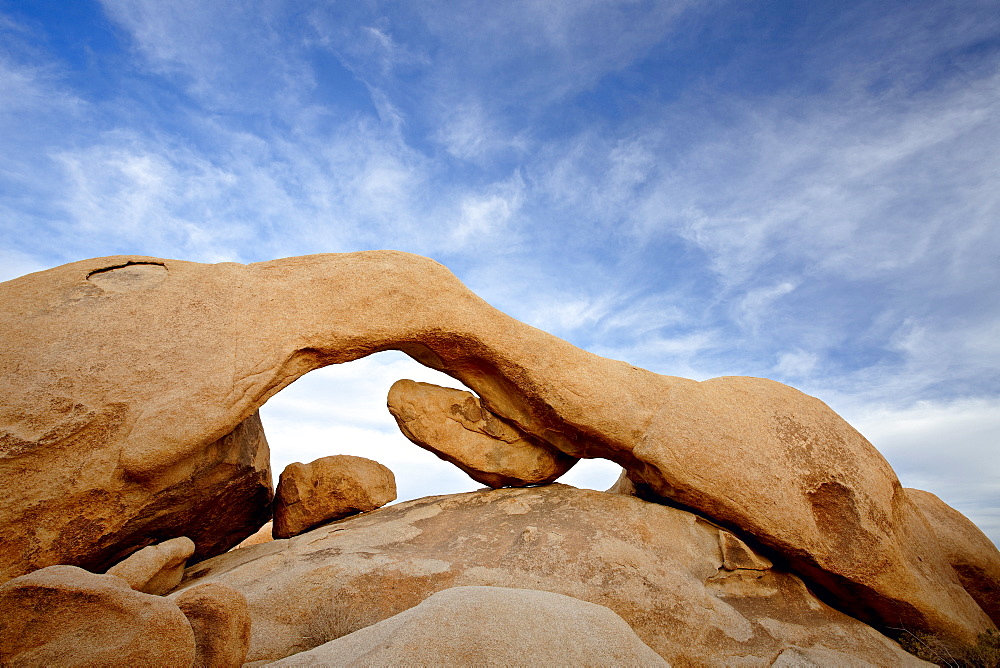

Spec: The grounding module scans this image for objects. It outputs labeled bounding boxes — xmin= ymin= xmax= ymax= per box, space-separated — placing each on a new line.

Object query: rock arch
xmin=0 ymin=250 xmax=993 ymax=646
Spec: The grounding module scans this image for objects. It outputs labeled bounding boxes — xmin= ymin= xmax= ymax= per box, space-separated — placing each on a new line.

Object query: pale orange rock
xmin=172 ymin=582 xmax=252 ymax=668
xmin=107 ymin=536 xmax=196 ymax=595
xmin=267 ymin=586 xmax=669 ymax=667
xmin=180 ymin=485 xmax=928 ymax=666
xmin=907 ymin=488 xmax=1000 ymax=625
xmin=0 ymin=564 xmax=195 ymax=667
xmin=0 ymin=251 xmax=991 ymax=646
xmin=387 ymin=379 xmax=577 ymax=487
xmin=273 ymin=455 xmax=396 ymax=539
xmin=235 ymin=521 xmax=274 ymax=549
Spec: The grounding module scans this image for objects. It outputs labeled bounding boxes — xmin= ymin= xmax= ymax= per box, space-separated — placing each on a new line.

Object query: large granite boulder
xmin=387 ymin=378 xmax=576 ymax=487
xmin=267 ymin=585 xmax=668 ymax=667
xmin=0 ymin=565 xmax=195 ymax=667
xmin=907 ymin=488 xmax=1000 ymax=625
xmin=171 ymin=582 xmax=252 ymax=668
xmin=0 ymin=252 xmax=991 ymax=646
xmin=176 ymin=485 xmax=928 ymax=666
xmin=273 ymin=455 xmax=396 ymax=539
xmin=106 ymin=536 xmax=196 ymax=595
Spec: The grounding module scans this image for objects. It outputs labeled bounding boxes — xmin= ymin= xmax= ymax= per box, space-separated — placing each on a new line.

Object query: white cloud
xmin=449 ymin=172 xmax=525 ymax=248
xmin=50 ymin=134 xmax=253 ymax=262
xmin=98 ymin=0 xmax=311 ymax=113
xmin=774 ymin=350 xmax=820 ymax=379
xmin=734 ymin=281 xmax=797 ymax=333
xmin=433 ymin=101 xmax=528 ymax=163
xmin=0 ymin=249 xmax=47 ymax=283
xmin=846 ymin=397 xmax=1000 ymax=544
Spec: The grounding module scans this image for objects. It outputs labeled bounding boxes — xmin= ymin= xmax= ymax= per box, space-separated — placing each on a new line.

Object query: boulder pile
xmin=0 ymin=252 xmax=997 ymax=666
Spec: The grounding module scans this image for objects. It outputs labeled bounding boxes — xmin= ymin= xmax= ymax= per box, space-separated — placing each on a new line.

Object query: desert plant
xmin=897 ymin=628 xmax=1000 ymax=667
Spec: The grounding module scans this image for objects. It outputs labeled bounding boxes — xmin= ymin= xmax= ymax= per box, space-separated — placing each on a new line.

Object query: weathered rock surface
xmin=387 ymin=378 xmax=576 ymax=487
xmin=106 ymin=535 xmax=195 ymax=595
xmin=908 ymin=488 xmax=1000 ymax=625
xmin=267 ymin=585 xmax=668 ymax=667
xmin=177 ymin=485 xmax=928 ymax=666
xmin=273 ymin=455 xmax=396 ymax=539
xmin=771 ymin=646 xmax=880 ymax=667
xmin=171 ymin=582 xmax=252 ymax=668
xmin=0 ymin=564 xmax=195 ymax=667
xmin=0 ymin=252 xmax=991 ymax=645
xmin=0 ymin=385 xmax=271 ymax=580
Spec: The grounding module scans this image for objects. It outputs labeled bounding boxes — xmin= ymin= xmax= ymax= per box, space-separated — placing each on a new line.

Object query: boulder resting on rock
xmin=106 ymin=535 xmax=196 ymax=595
xmin=171 ymin=582 xmax=252 ymax=668
xmin=273 ymin=455 xmax=396 ymax=539
xmin=387 ymin=378 xmax=577 ymax=487
xmin=907 ymin=487 xmax=1000 ymax=625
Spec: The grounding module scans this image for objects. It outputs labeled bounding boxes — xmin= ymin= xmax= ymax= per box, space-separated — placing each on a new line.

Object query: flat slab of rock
xmin=179 ymin=485 xmax=929 ymax=667
xmin=268 ymin=585 xmax=668 ymax=667
xmin=388 ymin=379 xmax=577 ymax=487
xmin=107 ymin=536 xmax=195 ymax=595
xmin=0 ymin=564 xmax=195 ymax=667
xmin=273 ymin=455 xmax=396 ymax=539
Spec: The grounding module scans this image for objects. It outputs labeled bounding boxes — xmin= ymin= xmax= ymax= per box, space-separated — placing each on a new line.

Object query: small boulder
xmin=273 ymin=455 xmax=396 ymax=539
xmin=908 ymin=488 xmax=1000 ymax=625
xmin=0 ymin=564 xmax=195 ymax=667
xmin=106 ymin=536 xmax=196 ymax=595
xmin=266 ymin=585 xmax=669 ymax=666
xmin=171 ymin=582 xmax=252 ymax=668
xmin=387 ymin=379 xmax=577 ymax=487
xmin=235 ymin=521 xmax=274 ymax=549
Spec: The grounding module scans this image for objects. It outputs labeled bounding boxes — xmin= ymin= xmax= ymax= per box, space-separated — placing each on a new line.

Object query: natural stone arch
xmin=0 ymin=250 xmax=994 ymax=647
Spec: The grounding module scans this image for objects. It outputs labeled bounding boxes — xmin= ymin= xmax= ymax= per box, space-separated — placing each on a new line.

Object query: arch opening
xmin=257 ymin=350 xmax=622 ymax=504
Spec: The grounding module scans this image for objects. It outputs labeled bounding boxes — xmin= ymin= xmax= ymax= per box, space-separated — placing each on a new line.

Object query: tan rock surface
xmin=106 ymin=535 xmax=196 ymax=595
xmin=273 ymin=455 xmax=396 ymax=539
xmin=0 ymin=251 xmax=990 ymax=644
xmin=771 ymin=646 xmax=879 ymax=667
xmin=0 ymin=564 xmax=195 ymax=667
xmin=267 ymin=585 xmax=669 ymax=667
xmin=177 ymin=485 xmax=928 ymax=666
xmin=908 ymin=488 xmax=1000 ymax=625
xmin=235 ymin=521 xmax=274 ymax=549
xmin=387 ymin=378 xmax=576 ymax=487
xmin=172 ymin=582 xmax=252 ymax=668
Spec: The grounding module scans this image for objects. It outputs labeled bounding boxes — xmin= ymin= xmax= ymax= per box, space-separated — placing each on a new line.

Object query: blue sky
xmin=2 ymin=1 xmax=998 ymax=542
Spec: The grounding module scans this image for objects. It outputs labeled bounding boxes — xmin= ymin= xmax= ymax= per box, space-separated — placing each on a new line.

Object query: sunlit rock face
xmin=176 ymin=485 xmax=928 ymax=666
xmin=0 ymin=251 xmax=995 ymax=649
xmin=906 ymin=488 xmax=1000 ymax=626
xmin=266 ymin=585 xmax=670 ymax=667
xmin=272 ymin=455 xmax=396 ymax=539
xmin=0 ymin=565 xmax=196 ymax=667
xmin=387 ymin=378 xmax=577 ymax=487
